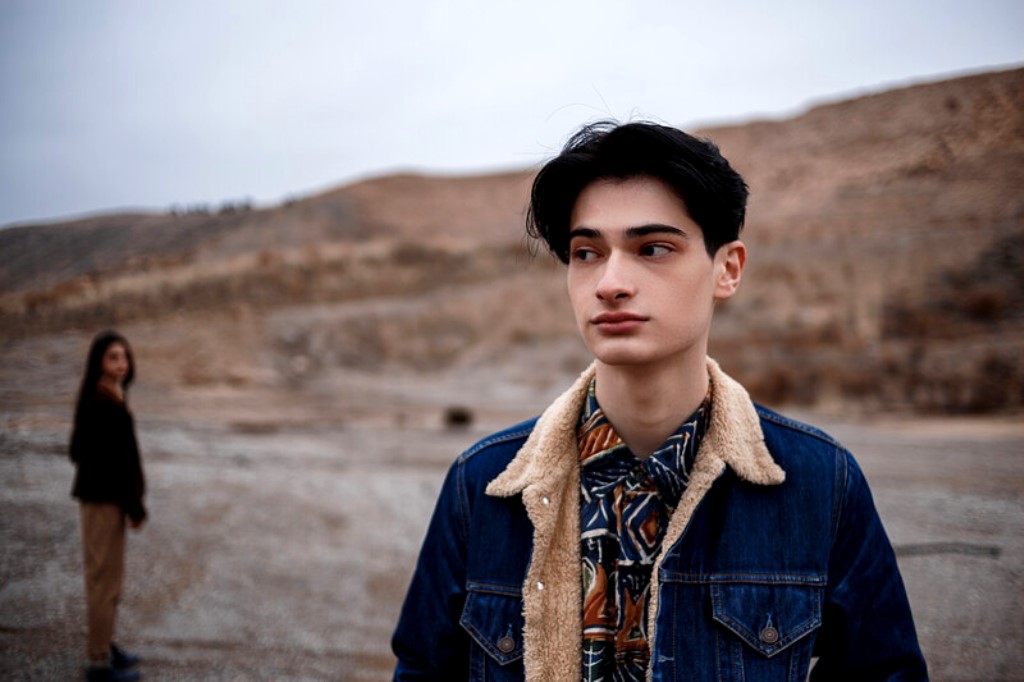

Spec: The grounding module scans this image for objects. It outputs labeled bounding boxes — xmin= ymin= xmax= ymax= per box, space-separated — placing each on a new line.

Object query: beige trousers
xmin=80 ymin=502 xmax=126 ymax=662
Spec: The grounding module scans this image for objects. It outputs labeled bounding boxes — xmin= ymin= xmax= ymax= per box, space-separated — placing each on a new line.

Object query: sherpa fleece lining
xmin=486 ymin=357 xmax=785 ymax=682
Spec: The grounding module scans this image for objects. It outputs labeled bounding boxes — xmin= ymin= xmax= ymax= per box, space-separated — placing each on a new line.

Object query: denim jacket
xmin=392 ymin=359 xmax=928 ymax=681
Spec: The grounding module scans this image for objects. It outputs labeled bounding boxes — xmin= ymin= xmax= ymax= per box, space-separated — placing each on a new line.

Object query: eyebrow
xmin=568 ymin=224 xmax=690 ymax=241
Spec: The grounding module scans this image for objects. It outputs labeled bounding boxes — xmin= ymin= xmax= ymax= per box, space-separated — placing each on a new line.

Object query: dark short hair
xmin=526 ymin=120 xmax=749 ymax=262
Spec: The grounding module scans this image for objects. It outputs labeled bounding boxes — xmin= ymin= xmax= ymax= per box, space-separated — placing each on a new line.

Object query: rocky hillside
xmin=2 ymin=67 xmax=1022 ymax=414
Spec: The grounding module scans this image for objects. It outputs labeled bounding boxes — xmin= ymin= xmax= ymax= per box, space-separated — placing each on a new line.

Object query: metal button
xmin=497 ymin=635 xmax=515 ymax=653
xmin=760 ymin=625 xmax=780 ymax=644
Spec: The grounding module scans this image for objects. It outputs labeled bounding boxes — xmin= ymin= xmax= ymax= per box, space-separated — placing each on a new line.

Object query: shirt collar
xmin=577 ymin=378 xmax=713 ymax=506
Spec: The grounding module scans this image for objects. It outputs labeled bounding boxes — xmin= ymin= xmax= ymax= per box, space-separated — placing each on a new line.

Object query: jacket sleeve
xmin=392 ymin=458 xmax=472 ymax=680
xmin=811 ymin=450 xmax=929 ymax=681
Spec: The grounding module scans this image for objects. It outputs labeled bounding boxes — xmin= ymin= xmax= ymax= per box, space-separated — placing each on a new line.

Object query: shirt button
xmin=760 ymin=625 xmax=780 ymax=644
xmin=536 ymin=581 xmax=545 ymax=591
xmin=497 ymin=635 xmax=516 ymax=653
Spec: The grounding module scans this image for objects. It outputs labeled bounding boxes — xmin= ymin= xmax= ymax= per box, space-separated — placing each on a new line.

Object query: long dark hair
xmin=73 ymin=330 xmax=135 ymax=420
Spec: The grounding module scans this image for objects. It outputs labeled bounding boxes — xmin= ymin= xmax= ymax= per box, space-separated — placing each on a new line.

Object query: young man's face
xmin=566 ymin=176 xmax=744 ymax=369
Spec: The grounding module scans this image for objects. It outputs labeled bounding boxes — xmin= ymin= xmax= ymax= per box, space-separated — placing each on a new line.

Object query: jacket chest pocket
xmin=711 ymin=581 xmax=822 ymax=682
xmin=459 ymin=583 xmax=525 ymax=681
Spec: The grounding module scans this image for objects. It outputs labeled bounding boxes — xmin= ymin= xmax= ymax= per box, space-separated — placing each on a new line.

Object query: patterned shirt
xmin=578 ymin=379 xmax=712 ymax=682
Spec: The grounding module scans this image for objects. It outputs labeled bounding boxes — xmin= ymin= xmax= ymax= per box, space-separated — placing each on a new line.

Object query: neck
xmin=594 ymin=353 xmax=709 ymax=459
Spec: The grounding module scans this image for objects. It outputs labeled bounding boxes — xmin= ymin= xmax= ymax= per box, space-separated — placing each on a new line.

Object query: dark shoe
xmin=110 ymin=643 xmax=140 ymax=669
xmin=84 ymin=664 xmax=140 ymax=682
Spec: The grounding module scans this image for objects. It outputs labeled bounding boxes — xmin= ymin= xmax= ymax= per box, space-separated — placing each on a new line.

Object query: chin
xmin=589 ymin=343 xmax=661 ymax=367
xmin=587 ymin=336 xmax=697 ymax=369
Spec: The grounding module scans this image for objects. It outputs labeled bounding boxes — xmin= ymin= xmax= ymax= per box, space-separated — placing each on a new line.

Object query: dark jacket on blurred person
xmin=70 ymin=386 xmax=147 ymax=523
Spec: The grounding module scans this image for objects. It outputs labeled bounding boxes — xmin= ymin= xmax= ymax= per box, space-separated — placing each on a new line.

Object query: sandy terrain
xmin=1 ymin=332 xmax=1022 ymax=681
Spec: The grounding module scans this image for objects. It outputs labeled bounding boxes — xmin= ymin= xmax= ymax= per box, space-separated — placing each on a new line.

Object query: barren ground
xmin=1 ymin=332 xmax=1023 ymax=681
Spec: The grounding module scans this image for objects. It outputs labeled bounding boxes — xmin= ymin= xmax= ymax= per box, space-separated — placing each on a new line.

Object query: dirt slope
xmin=2 ymin=67 xmax=1022 ymax=413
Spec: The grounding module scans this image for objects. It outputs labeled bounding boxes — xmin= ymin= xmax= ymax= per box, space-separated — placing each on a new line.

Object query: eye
xmin=571 ymin=246 xmax=599 ymax=262
xmin=640 ymin=243 xmax=673 ymax=258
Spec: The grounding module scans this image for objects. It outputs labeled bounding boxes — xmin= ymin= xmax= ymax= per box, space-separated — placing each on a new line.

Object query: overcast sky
xmin=1 ymin=0 xmax=1021 ymax=228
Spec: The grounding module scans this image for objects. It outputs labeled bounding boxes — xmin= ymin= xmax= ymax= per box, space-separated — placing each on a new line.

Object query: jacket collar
xmin=485 ymin=357 xmax=784 ymax=682
xmin=487 ymin=356 xmax=784 ymax=498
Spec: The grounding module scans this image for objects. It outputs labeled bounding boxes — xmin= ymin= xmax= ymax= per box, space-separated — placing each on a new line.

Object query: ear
xmin=713 ymin=240 xmax=746 ymax=301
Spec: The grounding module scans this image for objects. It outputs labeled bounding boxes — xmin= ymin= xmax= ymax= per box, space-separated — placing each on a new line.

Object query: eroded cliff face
xmin=3 ymin=68 xmax=1022 ymax=413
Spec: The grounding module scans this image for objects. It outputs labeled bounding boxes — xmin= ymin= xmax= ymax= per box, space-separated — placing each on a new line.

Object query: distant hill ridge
xmin=2 ymin=67 xmax=1022 ymax=413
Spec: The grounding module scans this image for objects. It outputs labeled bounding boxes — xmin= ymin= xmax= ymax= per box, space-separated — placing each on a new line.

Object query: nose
xmin=595 ymin=252 xmax=635 ymax=302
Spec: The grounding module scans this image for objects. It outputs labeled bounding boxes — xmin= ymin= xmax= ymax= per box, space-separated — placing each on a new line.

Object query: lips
xmin=593 ymin=312 xmax=646 ymax=323
xmin=591 ymin=311 xmax=648 ymax=333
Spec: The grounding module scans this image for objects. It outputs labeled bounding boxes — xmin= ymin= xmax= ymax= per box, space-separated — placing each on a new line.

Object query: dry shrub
xmin=443 ymin=406 xmax=474 ymax=429
xmin=959 ymin=287 xmax=1008 ymax=322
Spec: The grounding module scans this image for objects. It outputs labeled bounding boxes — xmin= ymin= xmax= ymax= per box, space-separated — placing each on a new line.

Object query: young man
xmin=392 ymin=121 xmax=928 ymax=681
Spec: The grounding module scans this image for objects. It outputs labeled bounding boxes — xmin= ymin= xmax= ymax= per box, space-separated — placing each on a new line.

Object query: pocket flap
xmin=711 ymin=582 xmax=822 ymax=657
xmin=459 ymin=583 xmax=525 ymax=665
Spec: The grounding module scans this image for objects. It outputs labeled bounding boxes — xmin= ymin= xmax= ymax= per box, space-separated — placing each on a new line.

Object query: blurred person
xmin=69 ymin=330 xmax=145 ymax=682
xmin=392 ymin=121 xmax=928 ymax=680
